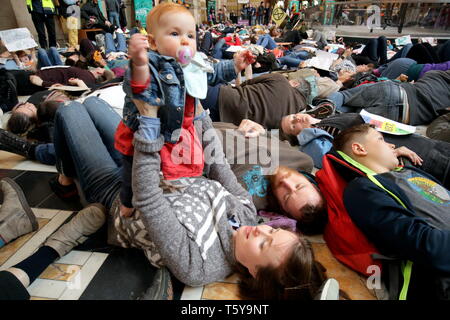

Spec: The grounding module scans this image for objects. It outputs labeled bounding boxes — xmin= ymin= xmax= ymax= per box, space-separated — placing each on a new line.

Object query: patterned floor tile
xmin=27 ymin=279 xmax=69 ymax=299
xmin=58 ymin=252 xmax=109 ymax=300
xmin=39 ymin=263 xmax=81 ymax=282
xmin=180 ymin=285 xmax=204 ymax=300
xmin=220 ymin=273 xmax=240 ymax=284
xmin=312 ymin=243 xmax=377 ymax=300
xmin=33 ymin=208 xmax=61 ymax=220
xmin=55 ymin=250 xmax=93 ymax=266
xmin=202 ymin=282 xmax=241 ymax=300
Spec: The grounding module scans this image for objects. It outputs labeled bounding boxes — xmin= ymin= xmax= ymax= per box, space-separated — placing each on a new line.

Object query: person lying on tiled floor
xmin=38 ymin=94 xmax=350 ymax=300
xmin=331 ymin=124 xmax=450 ymax=300
xmin=277 ymin=112 xmax=450 ymax=187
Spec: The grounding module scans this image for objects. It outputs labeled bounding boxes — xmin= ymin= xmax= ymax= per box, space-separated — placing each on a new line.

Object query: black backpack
xmin=0 ymin=69 xmax=18 ymax=112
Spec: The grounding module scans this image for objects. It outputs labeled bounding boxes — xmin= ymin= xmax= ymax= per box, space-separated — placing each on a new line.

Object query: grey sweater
xmin=130 ymin=116 xmax=258 ymax=286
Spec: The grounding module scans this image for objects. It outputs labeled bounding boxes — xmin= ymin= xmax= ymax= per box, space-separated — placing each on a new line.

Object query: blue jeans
xmin=327 ymin=81 xmax=403 ymax=122
xmin=277 ymin=50 xmax=310 ymax=68
xmin=212 ymin=38 xmax=226 ymax=59
xmin=35 ymin=143 xmax=56 ymax=165
xmin=37 ymin=47 xmax=63 ymax=69
xmin=108 ymin=11 xmax=121 ymax=28
xmin=53 ymin=97 xmax=122 ymax=210
xmin=379 ymin=58 xmax=416 ymax=79
xmin=104 ymin=32 xmax=127 ymax=55
xmin=256 ymin=34 xmax=277 ymax=50
xmin=360 ymin=36 xmax=387 ymax=65
xmin=387 ymin=43 xmax=413 ymax=63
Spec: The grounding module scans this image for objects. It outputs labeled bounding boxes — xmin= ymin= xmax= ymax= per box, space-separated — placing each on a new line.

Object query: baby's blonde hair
xmin=146 ymin=3 xmax=193 ymax=34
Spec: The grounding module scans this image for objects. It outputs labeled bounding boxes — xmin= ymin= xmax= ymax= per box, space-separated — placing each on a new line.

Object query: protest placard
xmin=0 ymin=28 xmax=38 ymax=52
xmin=360 ymin=110 xmax=416 ymax=135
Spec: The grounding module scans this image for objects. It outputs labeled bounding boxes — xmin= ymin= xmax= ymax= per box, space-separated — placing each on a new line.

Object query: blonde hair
xmin=146 ymin=3 xmax=193 ymax=34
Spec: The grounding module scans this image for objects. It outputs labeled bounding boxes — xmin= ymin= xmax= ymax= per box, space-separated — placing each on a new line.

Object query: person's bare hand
xmin=299 ymin=61 xmax=307 ymax=68
xmin=29 ymin=75 xmax=43 ymax=86
xmin=238 ymin=119 xmax=266 ymax=138
xmin=394 ymin=146 xmax=423 ymax=166
xmin=234 ymin=50 xmax=256 ymax=74
xmin=396 ymin=74 xmax=408 ymax=82
xmin=129 ymin=33 xmax=150 ymax=67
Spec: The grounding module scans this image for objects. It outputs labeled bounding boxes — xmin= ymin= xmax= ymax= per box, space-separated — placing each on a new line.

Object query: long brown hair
xmin=234 ymin=236 xmax=328 ymax=300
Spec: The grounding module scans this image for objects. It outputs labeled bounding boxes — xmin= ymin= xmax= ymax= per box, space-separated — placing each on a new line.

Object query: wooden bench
xmin=78 ymin=28 xmax=104 ymax=43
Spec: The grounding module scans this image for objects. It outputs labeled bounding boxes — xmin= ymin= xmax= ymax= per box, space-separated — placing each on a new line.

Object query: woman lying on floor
xmin=37 ymin=96 xmax=342 ymax=300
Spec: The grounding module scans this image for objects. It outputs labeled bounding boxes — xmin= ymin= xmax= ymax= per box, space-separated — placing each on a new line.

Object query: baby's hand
xmin=129 ymin=33 xmax=150 ymax=67
xmin=133 ymin=99 xmax=159 ymax=118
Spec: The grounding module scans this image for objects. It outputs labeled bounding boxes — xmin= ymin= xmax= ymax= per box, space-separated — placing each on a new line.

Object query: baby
xmin=115 ymin=3 xmax=254 ymax=217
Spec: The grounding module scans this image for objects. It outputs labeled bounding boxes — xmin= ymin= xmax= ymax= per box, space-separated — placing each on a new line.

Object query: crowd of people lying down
xmin=0 ymin=3 xmax=450 ymax=301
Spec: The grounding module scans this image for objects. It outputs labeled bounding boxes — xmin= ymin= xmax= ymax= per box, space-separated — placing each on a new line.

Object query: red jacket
xmin=223 ymin=35 xmax=242 ymax=46
xmin=114 ymin=95 xmax=204 ymax=180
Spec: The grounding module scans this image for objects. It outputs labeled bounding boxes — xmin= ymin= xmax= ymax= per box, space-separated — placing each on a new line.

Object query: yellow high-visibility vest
xmin=26 ymin=0 xmax=56 ymax=15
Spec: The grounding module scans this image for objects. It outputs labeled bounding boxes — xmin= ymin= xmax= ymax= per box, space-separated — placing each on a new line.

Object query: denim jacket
xmin=122 ymin=50 xmax=237 ymax=143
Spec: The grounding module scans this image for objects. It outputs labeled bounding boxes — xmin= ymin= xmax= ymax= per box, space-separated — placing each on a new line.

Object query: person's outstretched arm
xmin=132 ymin=102 xmax=247 ymax=286
xmin=197 ymin=106 xmax=256 ymax=210
xmin=132 ymin=119 xmax=217 ymax=286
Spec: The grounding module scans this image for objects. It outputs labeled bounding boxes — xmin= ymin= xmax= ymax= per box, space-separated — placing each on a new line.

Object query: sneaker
xmin=44 ymin=203 xmax=106 ymax=257
xmin=0 ymin=178 xmax=38 ymax=244
xmin=0 ymin=128 xmax=37 ymax=159
xmin=315 ymin=278 xmax=340 ymax=300
xmin=139 ymin=267 xmax=174 ymax=300
xmin=49 ymin=175 xmax=78 ymax=199
xmin=304 ymin=99 xmax=336 ymax=119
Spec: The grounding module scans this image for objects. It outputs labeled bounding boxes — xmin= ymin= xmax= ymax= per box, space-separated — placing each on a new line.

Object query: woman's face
xmin=12 ymin=102 xmax=37 ymax=119
xmin=234 ymin=225 xmax=299 ymax=277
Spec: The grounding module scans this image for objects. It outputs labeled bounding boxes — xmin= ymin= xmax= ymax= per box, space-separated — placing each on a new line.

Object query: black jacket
xmin=81 ymin=0 xmax=106 ymax=24
xmin=344 ymin=167 xmax=450 ymax=274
